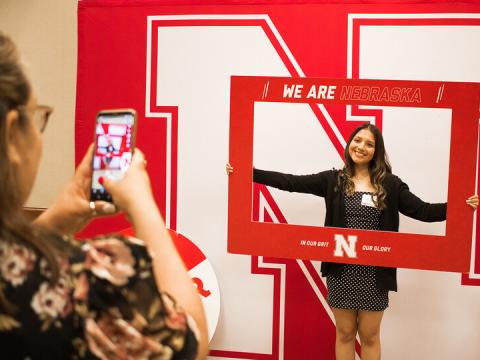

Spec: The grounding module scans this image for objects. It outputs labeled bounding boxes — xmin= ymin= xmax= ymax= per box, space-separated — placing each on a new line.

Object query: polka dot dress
xmin=326 ymin=192 xmax=389 ymax=311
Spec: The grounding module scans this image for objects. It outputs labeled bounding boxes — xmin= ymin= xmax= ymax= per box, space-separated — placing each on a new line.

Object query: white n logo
xmin=333 ymin=234 xmax=358 ymax=258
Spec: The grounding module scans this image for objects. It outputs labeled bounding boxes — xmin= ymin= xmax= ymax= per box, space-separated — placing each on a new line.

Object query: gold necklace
xmin=353 ymin=176 xmax=369 ymax=182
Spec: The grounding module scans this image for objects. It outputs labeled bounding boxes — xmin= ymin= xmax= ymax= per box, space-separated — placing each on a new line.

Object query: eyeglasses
xmin=19 ymin=104 xmax=54 ymax=133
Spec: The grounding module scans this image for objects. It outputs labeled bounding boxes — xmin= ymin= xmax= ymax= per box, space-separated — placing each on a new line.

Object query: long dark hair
xmin=340 ymin=123 xmax=392 ymax=209
xmin=0 ymin=32 xmax=60 ymax=314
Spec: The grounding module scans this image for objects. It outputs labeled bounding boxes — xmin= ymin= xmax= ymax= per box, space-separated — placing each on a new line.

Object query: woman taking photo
xmin=227 ymin=123 xmax=477 ymax=360
xmin=0 ymin=32 xmax=208 ymax=359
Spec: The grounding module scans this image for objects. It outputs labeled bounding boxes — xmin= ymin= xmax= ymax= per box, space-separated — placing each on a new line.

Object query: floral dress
xmin=0 ymin=235 xmax=199 ymax=360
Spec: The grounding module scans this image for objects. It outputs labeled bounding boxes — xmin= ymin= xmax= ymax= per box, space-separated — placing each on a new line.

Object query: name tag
xmin=361 ymin=194 xmax=377 ymax=208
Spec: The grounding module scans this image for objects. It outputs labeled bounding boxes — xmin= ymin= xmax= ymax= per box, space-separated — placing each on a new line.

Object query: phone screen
xmin=90 ymin=111 xmax=136 ymax=202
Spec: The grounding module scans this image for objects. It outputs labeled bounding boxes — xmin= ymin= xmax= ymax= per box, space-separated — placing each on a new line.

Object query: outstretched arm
xmin=226 ymin=163 xmax=329 ymax=197
xmin=397 ymin=179 xmax=447 ymax=222
xmin=398 ymin=179 xmax=477 ymax=222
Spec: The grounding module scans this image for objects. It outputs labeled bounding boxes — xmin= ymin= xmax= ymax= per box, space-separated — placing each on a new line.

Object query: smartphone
xmin=90 ymin=109 xmax=137 ymax=202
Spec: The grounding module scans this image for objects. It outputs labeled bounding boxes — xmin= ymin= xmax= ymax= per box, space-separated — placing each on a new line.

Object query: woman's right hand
xmin=226 ymin=163 xmax=233 ymax=175
xmin=102 ymin=149 xmax=155 ymax=219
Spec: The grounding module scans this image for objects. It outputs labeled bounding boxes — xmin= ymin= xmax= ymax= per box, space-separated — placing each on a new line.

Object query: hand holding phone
xmin=99 ymin=148 xmax=156 ymax=219
xmin=90 ymin=109 xmax=137 ymax=202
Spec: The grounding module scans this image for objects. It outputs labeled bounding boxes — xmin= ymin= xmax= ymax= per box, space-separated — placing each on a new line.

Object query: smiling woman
xmin=0 ymin=32 xmax=208 ymax=359
xmin=227 ymin=120 xmax=478 ymax=360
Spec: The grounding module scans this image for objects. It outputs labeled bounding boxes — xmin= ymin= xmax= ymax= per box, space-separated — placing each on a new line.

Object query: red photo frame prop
xmin=228 ymin=76 xmax=480 ymax=272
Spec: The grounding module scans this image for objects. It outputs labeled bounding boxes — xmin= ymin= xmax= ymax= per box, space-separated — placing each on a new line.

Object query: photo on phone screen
xmin=90 ymin=109 xmax=136 ymax=202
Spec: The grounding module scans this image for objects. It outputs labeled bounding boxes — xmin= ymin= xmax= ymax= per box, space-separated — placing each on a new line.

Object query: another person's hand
xmin=34 ymin=144 xmax=117 ymax=234
xmin=466 ymin=195 xmax=478 ymax=210
xmin=226 ymin=163 xmax=233 ymax=175
xmin=101 ymin=149 xmax=154 ymax=219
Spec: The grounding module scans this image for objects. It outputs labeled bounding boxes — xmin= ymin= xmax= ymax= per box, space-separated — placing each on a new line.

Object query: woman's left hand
xmin=34 ymin=144 xmax=118 ymax=234
xmin=466 ymin=195 xmax=479 ymax=210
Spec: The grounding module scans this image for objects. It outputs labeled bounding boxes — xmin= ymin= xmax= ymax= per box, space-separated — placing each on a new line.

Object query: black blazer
xmin=253 ymin=168 xmax=447 ymax=291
